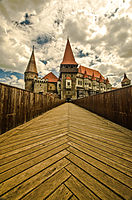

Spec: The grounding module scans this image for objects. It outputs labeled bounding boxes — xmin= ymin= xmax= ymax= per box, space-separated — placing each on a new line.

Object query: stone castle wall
xmin=0 ymin=83 xmax=65 ymax=134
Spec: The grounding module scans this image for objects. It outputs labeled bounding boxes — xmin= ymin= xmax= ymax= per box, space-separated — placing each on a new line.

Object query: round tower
xmin=24 ymin=46 xmax=38 ymax=92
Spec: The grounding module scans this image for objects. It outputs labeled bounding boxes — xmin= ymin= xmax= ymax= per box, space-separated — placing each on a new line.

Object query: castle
xmin=24 ymin=39 xmax=131 ymax=100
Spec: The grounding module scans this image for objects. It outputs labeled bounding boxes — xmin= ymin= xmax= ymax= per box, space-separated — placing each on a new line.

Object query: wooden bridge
xmin=0 ymin=103 xmax=132 ymax=200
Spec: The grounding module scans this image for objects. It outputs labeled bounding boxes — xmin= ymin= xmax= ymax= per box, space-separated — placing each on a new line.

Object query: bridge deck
xmin=0 ymin=103 xmax=132 ymax=200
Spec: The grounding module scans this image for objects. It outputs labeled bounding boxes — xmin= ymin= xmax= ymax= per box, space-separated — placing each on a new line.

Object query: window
xmin=50 ymin=86 xmax=52 ymax=90
xmin=78 ymin=80 xmax=82 ymax=85
xmin=89 ymin=83 xmax=91 ymax=87
xmin=67 ymin=82 xmax=70 ymax=86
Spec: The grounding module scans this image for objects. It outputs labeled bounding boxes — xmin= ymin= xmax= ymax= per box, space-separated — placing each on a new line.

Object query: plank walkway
xmin=0 ymin=103 xmax=132 ymax=200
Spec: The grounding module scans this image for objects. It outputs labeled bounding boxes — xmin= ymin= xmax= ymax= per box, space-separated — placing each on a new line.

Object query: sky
xmin=0 ymin=0 xmax=132 ymax=89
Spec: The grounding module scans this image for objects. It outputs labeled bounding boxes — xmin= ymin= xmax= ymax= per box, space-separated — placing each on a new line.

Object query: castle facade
xmin=24 ymin=39 xmax=113 ymax=100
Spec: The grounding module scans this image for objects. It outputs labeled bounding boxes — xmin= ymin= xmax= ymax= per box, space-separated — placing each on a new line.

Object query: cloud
xmin=0 ymin=0 xmax=131 ymax=88
xmin=0 ymin=69 xmax=24 ymax=88
xmin=0 ymin=75 xmax=24 ymax=88
xmin=63 ymin=19 xmax=88 ymax=43
xmin=0 ymin=0 xmax=51 ymax=21
xmin=119 ymin=41 xmax=132 ymax=58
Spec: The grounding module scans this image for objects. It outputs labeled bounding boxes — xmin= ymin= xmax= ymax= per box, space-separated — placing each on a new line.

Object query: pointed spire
xmin=99 ymin=75 xmax=104 ymax=83
xmin=124 ymin=73 xmax=127 ymax=79
xmin=84 ymin=69 xmax=88 ymax=78
xmin=25 ymin=46 xmax=38 ymax=74
xmin=106 ymin=77 xmax=109 ymax=84
xmin=91 ymin=72 xmax=96 ymax=81
xmin=121 ymin=73 xmax=130 ymax=83
xmin=61 ymin=38 xmax=78 ymax=65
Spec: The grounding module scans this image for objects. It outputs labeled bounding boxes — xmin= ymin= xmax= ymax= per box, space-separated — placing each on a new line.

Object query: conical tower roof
xmin=25 ymin=46 xmax=38 ymax=74
xmin=99 ymin=75 xmax=104 ymax=83
xmin=61 ymin=38 xmax=78 ymax=65
xmin=121 ymin=73 xmax=130 ymax=83
xmin=106 ymin=78 xmax=109 ymax=84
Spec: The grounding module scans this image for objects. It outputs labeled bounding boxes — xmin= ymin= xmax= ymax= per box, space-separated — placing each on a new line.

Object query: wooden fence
xmin=0 ymin=83 xmax=65 ymax=134
xmin=73 ymin=86 xmax=132 ymax=130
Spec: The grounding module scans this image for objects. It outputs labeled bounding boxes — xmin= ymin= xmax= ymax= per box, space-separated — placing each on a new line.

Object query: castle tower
xmin=121 ymin=73 xmax=131 ymax=87
xmin=60 ymin=38 xmax=78 ymax=100
xmin=24 ymin=46 xmax=38 ymax=92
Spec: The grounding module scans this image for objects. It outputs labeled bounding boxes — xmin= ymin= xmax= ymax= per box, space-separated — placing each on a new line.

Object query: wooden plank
xmin=1 ymin=158 xmax=70 ymax=200
xmin=0 ymin=122 xmax=67 ymax=144
xmin=0 ymin=133 xmax=67 ymax=160
xmin=69 ymin=130 xmax=132 ymax=161
xmin=0 ymin=130 xmax=67 ymax=154
xmin=66 ymin=153 xmax=132 ymax=199
xmin=70 ymin=118 xmax=132 ymax=137
xmin=67 ymin=146 xmax=132 ymax=188
xmin=68 ymin=139 xmax=132 ymax=176
xmin=70 ymin=122 xmax=132 ymax=144
xmin=0 ymin=135 xmax=68 ymax=165
xmin=0 ymin=150 xmax=69 ymax=195
xmin=65 ymin=176 xmax=99 ymax=200
xmin=0 ymin=127 xmax=68 ymax=148
xmin=0 ymin=138 xmax=68 ymax=173
xmin=70 ymin=123 xmax=132 ymax=146
xmin=69 ymin=195 xmax=78 ymax=200
xmin=0 ymin=145 xmax=69 ymax=183
xmin=21 ymin=168 xmax=71 ymax=200
xmin=66 ymin=163 xmax=122 ymax=200
xmin=68 ymin=133 xmax=132 ymax=169
xmin=70 ymin=119 xmax=132 ymax=137
xmin=46 ymin=184 xmax=72 ymax=200
xmin=69 ymin=127 xmax=132 ymax=153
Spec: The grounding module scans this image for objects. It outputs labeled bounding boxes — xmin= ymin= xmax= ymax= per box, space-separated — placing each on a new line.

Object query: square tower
xmin=60 ymin=38 xmax=78 ymax=100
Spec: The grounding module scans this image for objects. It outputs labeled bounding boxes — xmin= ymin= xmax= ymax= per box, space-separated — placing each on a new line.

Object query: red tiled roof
xmin=78 ymin=65 xmax=105 ymax=80
xmin=43 ymin=72 xmax=58 ymax=83
xmin=61 ymin=39 xmax=78 ymax=65
xmin=84 ymin=74 xmax=88 ymax=78
xmin=66 ymin=77 xmax=71 ymax=80
xmin=25 ymin=46 xmax=38 ymax=74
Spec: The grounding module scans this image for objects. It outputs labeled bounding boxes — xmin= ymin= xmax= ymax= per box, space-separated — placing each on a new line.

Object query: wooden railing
xmin=0 ymin=83 xmax=65 ymax=134
xmin=73 ymin=86 xmax=132 ymax=130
